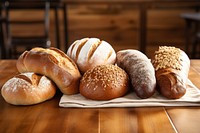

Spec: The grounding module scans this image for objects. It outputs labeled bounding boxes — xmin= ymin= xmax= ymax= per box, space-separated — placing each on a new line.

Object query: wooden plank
xmin=166 ymin=107 xmax=200 ymax=133
xmin=9 ymin=4 xmax=197 ymax=54
xmin=99 ymin=108 xmax=176 ymax=133
xmin=31 ymin=107 xmax=99 ymax=133
xmin=67 ymin=29 xmax=138 ymax=48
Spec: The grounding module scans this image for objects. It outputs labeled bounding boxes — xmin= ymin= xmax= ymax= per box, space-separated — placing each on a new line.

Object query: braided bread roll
xmin=1 ymin=72 xmax=56 ymax=105
xmin=152 ymin=46 xmax=190 ymax=99
xmin=116 ymin=49 xmax=156 ymax=98
xmin=16 ymin=47 xmax=81 ymax=95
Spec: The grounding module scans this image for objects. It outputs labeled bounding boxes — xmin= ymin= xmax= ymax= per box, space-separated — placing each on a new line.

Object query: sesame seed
xmin=152 ymin=46 xmax=182 ymax=71
xmin=81 ymin=64 xmax=128 ymax=91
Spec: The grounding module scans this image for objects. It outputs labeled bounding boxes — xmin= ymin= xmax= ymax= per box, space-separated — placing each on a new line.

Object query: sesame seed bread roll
xmin=16 ymin=47 xmax=81 ymax=95
xmin=116 ymin=49 xmax=156 ymax=99
xmin=67 ymin=38 xmax=116 ymax=74
xmin=80 ymin=65 xmax=129 ymax=100
xmin=1 ymin=73 xmax=56 ymax=105
xmin=152 ymin=46 xmax=190 ymax=99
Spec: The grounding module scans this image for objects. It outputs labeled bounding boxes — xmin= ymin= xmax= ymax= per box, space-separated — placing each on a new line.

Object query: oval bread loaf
xmin=1 ymin=72 xmax=56 ymax=105
xmin=116 ymin=49 xmax=156 ymax=99
xmin=152 ymin=46 xmax=190 ymax=99
xmin=67 ymin=38 xmax=116 ymax=73
xmin=16 ymin=47 xmax=81 ymax=95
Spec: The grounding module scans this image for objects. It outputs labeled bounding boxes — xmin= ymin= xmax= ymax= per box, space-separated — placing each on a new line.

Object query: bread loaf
xmin=16 ymin=47 xmax=81 ymax=95
xmin=152 ymin=46 xmax=190 ymax=99
xmin=1 ymin=72 xmax=56 ymax=105
xmin=80 ymin=64 xmax=129 ymax=100
xmin=67 ymin=38 xmax=116 ymax=74
xmin=116 ymin=49 xmax=156 ymax=98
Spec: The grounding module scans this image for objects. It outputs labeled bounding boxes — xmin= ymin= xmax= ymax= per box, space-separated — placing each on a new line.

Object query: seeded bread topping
xmin=152 ymin=46 xmax=182 ymax=71
xmin=80 ymin=64 xmax=129 ymax=100
xmin=82 ymin=64 xmax=127 ymax=90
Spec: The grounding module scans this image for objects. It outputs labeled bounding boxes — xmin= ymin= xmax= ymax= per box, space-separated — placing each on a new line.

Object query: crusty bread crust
xmin=16 ymin=47 xmax=81 ymax=95
xmin=1 ymin=72 xmax=56 ymax=105
xmin=152 ymin=46 xmax=190 ymax=99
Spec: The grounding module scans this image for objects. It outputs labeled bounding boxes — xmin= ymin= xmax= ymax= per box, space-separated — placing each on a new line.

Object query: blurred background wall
xmin=2 ymin=4 xmax=199 ymax=58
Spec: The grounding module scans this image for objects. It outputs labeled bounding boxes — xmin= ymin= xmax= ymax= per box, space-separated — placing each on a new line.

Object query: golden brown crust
xmin=79 ymin=65 xmax=129 ymax=100
xmin=156 ymin=68 xmax=186 ymax=99
xmin=1 ymin=72 xmax=56 ymax=105
xmin=16 ymin=47 xmax=81 ymax=95
xmin=152 ymin=46 xmax=190 ymax=99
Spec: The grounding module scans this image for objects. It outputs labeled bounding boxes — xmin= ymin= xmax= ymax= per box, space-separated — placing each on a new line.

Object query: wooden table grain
xmin=0 ymin=60 xmax=200 ymax=133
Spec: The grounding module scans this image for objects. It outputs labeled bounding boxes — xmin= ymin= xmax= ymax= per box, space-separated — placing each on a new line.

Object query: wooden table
xmin=59 ymin=0 xmax=200 ymax=53
xmin=0 ymin=59 xmax=200 ymax=133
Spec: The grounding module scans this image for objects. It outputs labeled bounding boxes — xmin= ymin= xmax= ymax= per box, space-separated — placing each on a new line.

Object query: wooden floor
xmin=4 ymin=4 xmax=197 ymax=58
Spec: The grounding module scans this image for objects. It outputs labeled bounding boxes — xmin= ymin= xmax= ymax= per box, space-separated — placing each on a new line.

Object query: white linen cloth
xmin=59 ymin=80 xmax=200 ymax=108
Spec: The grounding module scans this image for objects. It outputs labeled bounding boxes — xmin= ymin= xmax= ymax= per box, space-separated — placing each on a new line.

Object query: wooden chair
xmin=50 ymin=0 xmax=68 ymax=52
xmin=0 ymin=17 xmax=6 ymax=59
xmin=181 ymin=12 xmax=200 ymax=59
xmin=0 ymin=1 xmax=6 ymax=59
xmin=4 ymin=0 xmax=51 ymax=59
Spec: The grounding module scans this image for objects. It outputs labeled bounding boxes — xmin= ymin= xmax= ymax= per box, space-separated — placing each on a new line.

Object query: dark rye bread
xmin=116 ymin=49 xmax=156 ymax=99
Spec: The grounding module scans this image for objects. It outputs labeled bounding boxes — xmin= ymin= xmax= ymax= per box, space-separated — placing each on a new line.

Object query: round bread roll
xmin=1 ymin=72 xmax=56 ymax=105
xmin=67 ymin=38 xmax=116 ymax=74
xmin=80 ymin=64 xmax=129 ymax=100
xmin=16 ymin=47 xmax=81 ymax=95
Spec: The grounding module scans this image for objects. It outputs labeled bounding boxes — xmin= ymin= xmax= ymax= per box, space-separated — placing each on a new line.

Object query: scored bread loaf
xmin=80 ymin=64 xmax=129 ymax=100
xmin=116 ymin=49 xmax=156 ymax=99
xmin=16 ymin=47 xmax=81 ymax=95
xmin=1 ymin=72 xmax=56 ymax=105
xmin=152 ymin=46 xmax=190 ymax=99
xmin=67 ymin=38 xmax=116 ymax=74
